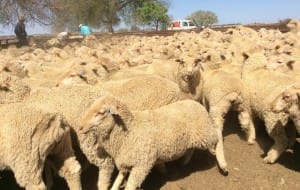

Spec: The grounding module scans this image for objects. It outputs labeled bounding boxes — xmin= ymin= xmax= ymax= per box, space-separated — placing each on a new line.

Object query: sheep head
xmin=176 ymin=56 xmax=203 ymax=94
xmin=271 ymin=87 xmax=300 ymax=117
xmin=80 ymin=96 xmax=132 ymax=139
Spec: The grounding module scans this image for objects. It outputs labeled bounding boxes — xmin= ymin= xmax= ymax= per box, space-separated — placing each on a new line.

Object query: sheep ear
xmin=242 ymin=52 xmax=249 ymax=61
xmin=272 ymin=92 xmax=289 ymax=113
xmin=175 ymin=58 xmax=184 ymax=65
xmin=205 ymin=55 xmax=211 ymax=62
xmin=297 ymin=92 xmax=300 ymax=110
xmin=108 ymin=105 xmax=119 ymax=115
xmin=194 ymin=58 xmax=202 ymax=66
xmin=286 ymin=60 xmax=295 ymax=70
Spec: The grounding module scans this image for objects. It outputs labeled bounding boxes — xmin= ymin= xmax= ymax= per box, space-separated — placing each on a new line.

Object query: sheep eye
xmin=98 ymin=108 xmax=106 ymax=114
xmin=283 ymin=95 xmax=290 ymax=101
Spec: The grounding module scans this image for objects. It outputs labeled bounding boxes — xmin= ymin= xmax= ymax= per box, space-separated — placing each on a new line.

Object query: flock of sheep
xmin=0 ymin=19 xmax=300 ymax=190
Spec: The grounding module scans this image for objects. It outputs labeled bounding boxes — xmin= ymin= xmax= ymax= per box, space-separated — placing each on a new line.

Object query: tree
xmin=0 ymin=0 xmax=55 ymax=26
xmin=0 ymin=0 xmax=169 ymax=33
xmin=135 ymin=1 xmax=169 ymax=30
xmin=187 ymin=10 xmax=218 ymax=27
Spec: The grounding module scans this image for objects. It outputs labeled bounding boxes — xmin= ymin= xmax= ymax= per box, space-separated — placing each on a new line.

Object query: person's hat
xmin=79 ymin=24 xmax=82 ymax=28
xmin=19 ymin=16 xmax=25 ymax=21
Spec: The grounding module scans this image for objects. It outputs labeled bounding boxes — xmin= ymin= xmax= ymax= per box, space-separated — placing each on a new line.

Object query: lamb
xmin=241 ymin=52 xmax=299 ymax=163
xmin=79 ymin=96 xmax=228 ymax=190
xmin=0 ymin=102 xmax=82 ymax=190
xmin=174 ymin=55 xmax=256 ymax=145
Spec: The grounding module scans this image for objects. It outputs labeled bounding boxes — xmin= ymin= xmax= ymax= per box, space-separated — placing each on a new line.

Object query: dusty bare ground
xmin=1 ymin=112 xmax=300 ymax=190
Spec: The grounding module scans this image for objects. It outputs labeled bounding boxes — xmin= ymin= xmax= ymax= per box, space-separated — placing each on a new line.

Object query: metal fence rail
xmin=0 ymin=23 xmax=289 ymax=49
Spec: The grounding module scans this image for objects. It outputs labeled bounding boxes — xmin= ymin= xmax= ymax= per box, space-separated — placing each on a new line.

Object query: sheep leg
xmin=154 ymin=163 xmax=168 ymax=175
xmin=125 ymin=165 xmax=153 ymax=190
xmin=97 ymin=158 xmax=115 ymax=190
xmin=79 ymin=132 xmax=115 ymax=190
xmin=81 ymin=147 xmax=115 ymax=190
xmin=182 ymin=149 xmax=195 ymax=165
xmin=238 ymin=110 xmax=256 ymax=144
xmin=208 ymin=109 xmax=225 ymax=156
xmin=43 ymin=159 xmax=56 ymax=190
xmin=209 ymin=102 xmax=230 ymax=140
xmin=52 ymin=134 xmax=82 ymax=190
xmin=215 ymin=129 xmax=228 ymax=175
xmin=285 ymin=123 xmax=297 ymax=149
xmin=111 ymin=171 xmax=127 ymax=190
xmin=56 ymin=156 xmax=82 ymax=190
xmin=264 ymin=122 xmax=288 ymax=164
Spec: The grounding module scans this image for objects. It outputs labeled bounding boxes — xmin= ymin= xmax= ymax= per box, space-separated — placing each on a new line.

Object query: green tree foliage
xmin=135 ymin=0 xmax=169 ymax=30
xmin=46 ymin=0 xmax=152 ymax=32
xmin=0 ymin=0 xmax=169 ymax=33
xmin=187 ymin=10 xmax=218 ymax=27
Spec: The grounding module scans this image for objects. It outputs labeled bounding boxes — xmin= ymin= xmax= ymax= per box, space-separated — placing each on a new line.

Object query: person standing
xmin=79 ymin=24 xmax=92 ymax=36
xmin=14 ymin=16 xmax=28 ymax=47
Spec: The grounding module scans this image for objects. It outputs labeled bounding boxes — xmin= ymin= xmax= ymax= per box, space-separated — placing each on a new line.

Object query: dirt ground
xmin=1 ymin=111 xmax=300 ymax=190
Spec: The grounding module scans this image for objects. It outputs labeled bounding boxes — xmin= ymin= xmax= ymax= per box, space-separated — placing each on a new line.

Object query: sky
xmin=168 ymin=0 xmax=300 ymax=24
xmin=1 ymin=0 xmax=300 ymax=35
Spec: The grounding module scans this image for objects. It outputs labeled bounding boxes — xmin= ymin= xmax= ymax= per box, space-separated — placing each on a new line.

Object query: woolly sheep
xmin=0 ymin=72 xmax=31 ymax=104
xmin=79 ymin=96 xmax=228 ymax=190
xmin=99 ymin=75 xmax=183 ymax=110
xmin=25 ymin=85 xmax=112 ymax=189
xmin=174 ymin=55 xmax=256 ymax=145
xmin=26 ymin=79 xmax=183 ymax=189
xmin=55 ymin=59 xmax=109 ymax=87
xmin=242 ymin=52 xmax=299 ymax=163
xmin=110 ymin=55 xmax=255 ymax=145
xmin=0 ymin=60 xmax=28 ymax=78
xmin=0 ymin=102 xmax=82 ymax=190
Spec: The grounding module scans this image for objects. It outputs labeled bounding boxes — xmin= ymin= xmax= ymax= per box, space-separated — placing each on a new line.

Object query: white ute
xmin=167 ymin=19 xmax=197 ymax=30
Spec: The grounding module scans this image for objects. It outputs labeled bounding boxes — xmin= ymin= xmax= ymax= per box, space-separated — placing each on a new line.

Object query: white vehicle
xmin=167 ymin=19 xmax=197 ymax=30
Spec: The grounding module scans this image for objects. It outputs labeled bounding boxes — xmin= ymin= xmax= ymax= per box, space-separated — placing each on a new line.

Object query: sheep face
xmin=176 ymin=57 xmax=202 ymax=82
xmin=57 ymin=70 xmax=89 ymax=87
xmin=80 ymin=96 xmax=128 ymax=139
xmin=271 ymin=89 xmax=300 ymax=117
xmin=176 ymin=57 xmax=203 ymax=93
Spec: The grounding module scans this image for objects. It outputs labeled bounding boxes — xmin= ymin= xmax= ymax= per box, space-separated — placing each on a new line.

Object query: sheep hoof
xmin=219 ymin=167 xmax=229 ymax=176
xmin=263 ymin=156 xmax=275 ymax=164
xmin=247 ymin=139 xmax=256 ymax=145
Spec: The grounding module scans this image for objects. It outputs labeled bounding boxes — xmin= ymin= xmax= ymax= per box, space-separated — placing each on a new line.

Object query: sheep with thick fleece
xmin=25 ymin=85 xmax=112 ymax=189
xmin=0 ymin=103 xmax=82 ymax=190
xmin=108 ymin=59 xmax=178 ymax=81
xmin=174 ymin=55 xmax=256 ymax=145
xmin=242 ymin=52 xmax=299 ymax=163
xmin=26 ymin=80 xmax=182 ymax=189
xmin=0 ymin=72 xmax=31 ymax=104
xmin=99 ymin=75 xmax=183 ymax=110
xmin=80 ymin=96 xmax=228 ymax=190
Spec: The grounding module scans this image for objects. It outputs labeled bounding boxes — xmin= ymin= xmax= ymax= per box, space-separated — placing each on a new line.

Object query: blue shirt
xmin=80 ymin=25 xmax=91 ymax=36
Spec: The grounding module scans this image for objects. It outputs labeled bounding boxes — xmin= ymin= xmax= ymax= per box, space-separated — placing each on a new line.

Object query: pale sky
xmin=1 ymin=0 xmax=300 ymax=35
xmin=168 ymin=0 xmax=300 ymax=24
